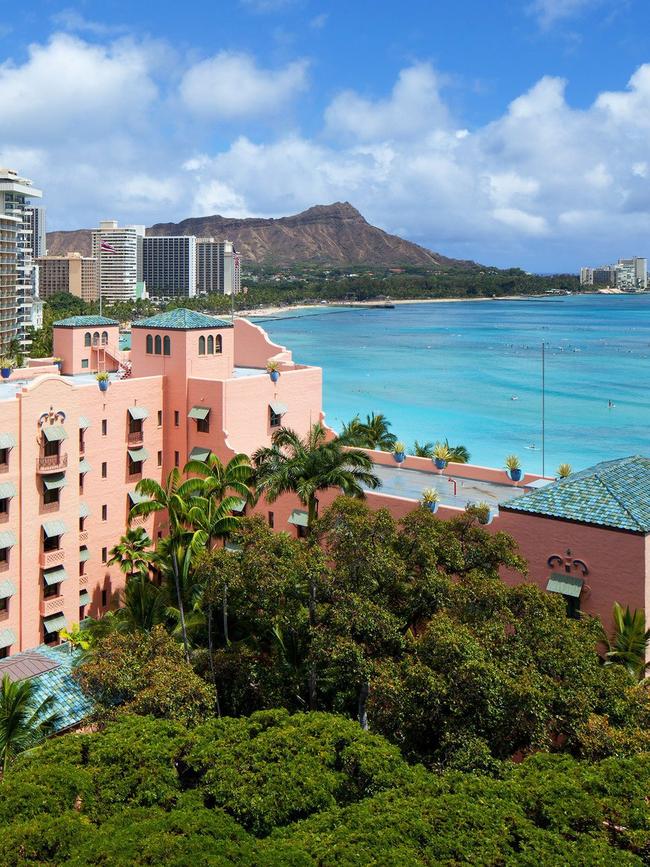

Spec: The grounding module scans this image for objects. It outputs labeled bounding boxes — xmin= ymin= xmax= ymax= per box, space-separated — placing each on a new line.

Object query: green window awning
xmin=128 ymin=406 xmax=149 ymax=420
xmin=43 ymin=566 xmax=68 ymax=586
xmin=43 ymin=613 xmax=67 ymax=634
xmin=0 ymin=578 xmax=16 ymax=599
xmin=79 ymin=546 xmax=90 ymax=562
xmin=0 ymin=628 xmax=16 ymax=649
xmin=79 ymin=501 xmax=90 ymax=518
xmin=546 ymin=573 xmax=584 ymax=598
xmin=42 ymin=520 xmax=67 ymax=538
xmin=189 ymin=446 xmax=211 ymax=462
xmin=79 ymin=590 xmax=91 ymax=606
xmin=231 ymin=498 xmax=246 ymax=513
xmin=0 ymin=482 xmax=16 ymax=499
xmin=0 ymin=530 xmax=16 ymax=548
xmin=128 ymin=489 xmax=151 ymax=505
xmin=43 ymin=473 xmax=67 ymax=491
xmin=0 ymin=433 xmax=16 ymax=449
xmin=128 ymin=447 xmax=148 ymax=462
xmin=78 ymin=416 xmax=91 ymax=429
xmin=188 ymin=406 xmax=210 ymax=420
xmin=288 ymin=509 xmax=309 ymax=527
xmin=270 ymin=401 xmax=288 ymax=416
xmin=78 ymin=458 xmax=91 ymax=473
xmin=42 ymin=425 xmax=67 ymax=442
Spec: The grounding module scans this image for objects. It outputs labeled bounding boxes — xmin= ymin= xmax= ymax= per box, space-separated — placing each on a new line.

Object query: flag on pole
xmin=100 ymin=240 xmax=117 ymax=253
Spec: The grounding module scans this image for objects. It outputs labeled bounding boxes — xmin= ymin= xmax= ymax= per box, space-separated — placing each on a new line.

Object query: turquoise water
xmin=257 ymin=295 xmax=650 ymax=474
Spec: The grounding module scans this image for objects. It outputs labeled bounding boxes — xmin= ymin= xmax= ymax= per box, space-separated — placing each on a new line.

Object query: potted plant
xmin=52 ymin=356 xmax=62 ymax=370
xmin=96 ymin=371 xmax=110 ymax=392
xmin=392 ymin=441 xmax=406 ymax=464
xmin=466 ymin=501 xmax=492 ymax=525
xmin=505 ymin=454 xmax=523 ymax=482
xmin=432 ymin=442 xmax=451 ymax=470
xmin=0 ymin=357 xmax=14 ymax=379
xmin=557 ymin=463 xmax=572 ymax=479
xmin=421 ymin=488 xmax=439 ymax=513
xmin=266 ymin=360 xmax=280 ymax=383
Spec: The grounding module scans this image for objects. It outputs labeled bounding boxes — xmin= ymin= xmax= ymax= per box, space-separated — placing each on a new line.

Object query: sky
xmin=2 ymin=0 xmax=650 ymax=272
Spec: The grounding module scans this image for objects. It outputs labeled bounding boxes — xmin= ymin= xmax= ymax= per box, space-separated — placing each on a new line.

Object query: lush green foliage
xmin=0 ymin=711 xmax=647 ymax=865
xmin=0 ymin=674 xmax=61 ymax=773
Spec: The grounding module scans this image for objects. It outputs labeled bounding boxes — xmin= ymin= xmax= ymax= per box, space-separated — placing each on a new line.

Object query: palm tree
xmin=412 ymin=440 xmax=435 ymax=458
xmin=443 ymin=439 xmax=470 ymax=464
xmin=253 ymin=422 xmax=381 ymax=530
xmin=0 ymin=675 xmax=61 ymax=775
xmin=253 ymin=423 xmax=380 ymax=709
xmin=359 ymin=412 xmax=397 ymax=451
xmin=108 ymin=528 xmax=154 ymax=578
xmin=339 ymin=415 xmax=366 ymax=446
xmin=128 ymin=469 xmax=203 ymax=662
xmin=118 ymin=573 xmax=167 ymax=634
xmin=183 ymin=452 xmax=253 ymax=509
xmin=601 ymin=603 xmax=650 ymax=682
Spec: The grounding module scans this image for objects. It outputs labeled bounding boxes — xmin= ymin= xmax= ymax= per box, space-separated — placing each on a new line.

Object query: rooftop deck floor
xmin=367 ymin=463 xmax=531 ymax=510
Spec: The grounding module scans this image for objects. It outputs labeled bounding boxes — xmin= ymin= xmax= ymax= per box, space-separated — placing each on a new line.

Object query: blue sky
xmin=2 ymin=0 xmax=650 ymax=270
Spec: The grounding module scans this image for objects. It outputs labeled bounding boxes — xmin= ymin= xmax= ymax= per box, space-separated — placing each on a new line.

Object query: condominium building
xmin=91 ymin=221 xmax=145 ymax=305
xmin=25 ymin=206 xmax=47 ymax=258
xmin=142 ymin=236 xmax=196 ymax=300
xmin=0 ymin=169 xmax=43 ymax=351
xmin=37 ymin=253 xmax=98 ymax=303
xmin=615 ymin=257 xmax=647 ymax=291
xmin=196 ymin=238 xmax=241 ymax=295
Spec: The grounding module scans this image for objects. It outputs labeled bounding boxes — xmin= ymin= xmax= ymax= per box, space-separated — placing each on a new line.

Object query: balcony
xmin=36 ymin=453 xmax=68 ymax=473
xmin=128 ymin=430 xmax=144 ymax=446
xmin=40 ymin=549 xmax=64 ymax=569
xmin=79 ymin=530 xmax=88 ymax=543
xmin=40 ymin=596 xmax=64 ymax=617
xmin=79 ymin=573 xmax=88 ymax=586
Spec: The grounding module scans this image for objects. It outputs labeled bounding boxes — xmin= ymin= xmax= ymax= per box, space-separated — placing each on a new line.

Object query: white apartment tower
xmin=142 ymin=236 xmax=196 ymax=300
xmin=0 ymin=169 xmax=43 ymax=352
xmin=25 ymin=206 xmax=47 ymax=258
xmin=196 ymin=239 xmax=241 ymax=295
xmin=91 ymin=221 xmax=145 ymax=305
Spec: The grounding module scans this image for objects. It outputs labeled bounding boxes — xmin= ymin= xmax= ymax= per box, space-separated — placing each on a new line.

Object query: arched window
xmin=154 ymin=335 xmax=162 ymax=355
xmin=215 ymin=334 xmax=222 ymax=354
xmin=101 ymin=331 xmax=108 ymax=345
xmin=198 ymin=336 xmax=206 ymax=355
xmin=93 ymin=331 xmax=99 ymax=346
xmin=84 ymin=332 xmax=91 ymax=347
xmin=146 ymin=334 xmax=153 ymax=354
xmin=207 ymin=335 xmax=214 ymax=354
xmin=163 ymin=336 xmax=171 ymax=356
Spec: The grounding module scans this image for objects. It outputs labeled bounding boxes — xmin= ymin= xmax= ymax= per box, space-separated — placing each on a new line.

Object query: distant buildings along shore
xmin=580 ymin=256 xmax=647 ymax=291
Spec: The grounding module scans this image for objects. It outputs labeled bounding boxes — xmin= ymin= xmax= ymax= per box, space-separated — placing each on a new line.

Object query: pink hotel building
xmin=0 ymin=308 xmax=648 ymax=657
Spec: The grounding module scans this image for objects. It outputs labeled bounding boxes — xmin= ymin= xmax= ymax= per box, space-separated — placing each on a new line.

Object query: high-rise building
xmin=0 ymin=211 xmax=18 ymax=353
xmin=196 ymin=239 xmax=241 ymax=295
xmin=615 ymin=257 xmax=647 ymax=291
xmin=25 ymin=206 xmax=46 ymax=258
xmin=0 ymin=169 xmax=43 ymax=351
xmin=142 ymin=236 xmax=196 ymax=299
xmin=37 ymin=253 xmax=98 ymax=303
xmin=91 ymin=221 xmax=145 ymax=305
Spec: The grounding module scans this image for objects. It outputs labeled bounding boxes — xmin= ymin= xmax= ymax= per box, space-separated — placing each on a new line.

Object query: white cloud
xmin=325 ymin=62 xmax=451 ymax=141
xmin=0 ymin=34 xmax=158 ymax=139
xmin=239 ymin=0 xmax=296 ymax=10
xmin=529 ymin=0 xmax=603 ymax=28
xmin=179 ymin=52 xmax=309 ymax=119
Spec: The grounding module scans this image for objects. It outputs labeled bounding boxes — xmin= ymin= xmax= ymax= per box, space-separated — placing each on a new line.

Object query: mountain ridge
xmin=46 ymin=202 xmax=477 ymax=270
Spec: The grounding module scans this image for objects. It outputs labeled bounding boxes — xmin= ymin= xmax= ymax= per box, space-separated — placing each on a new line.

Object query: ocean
xmin=256 ymin=294 xmax=650 ymax=474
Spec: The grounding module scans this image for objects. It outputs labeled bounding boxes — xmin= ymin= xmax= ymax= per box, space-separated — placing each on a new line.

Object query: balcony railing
xmin=40 ymin=549 xmax=64 ymax=569
xmin=36 ymin=453 xmax=68 ymax=473
xmin=40 ymin=596 xmax=64 ymax=617
xmin=79 ymin=530 xmax=88 ymax=543
xmin=41 ymin=501 xmax=60 ymax=513
xmin=127 ymin=430 xmax=144 ymax=445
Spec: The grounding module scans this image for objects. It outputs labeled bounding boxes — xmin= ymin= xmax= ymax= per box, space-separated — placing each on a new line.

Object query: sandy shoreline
xmin=238 ymin=294 xmax=540 ymax=318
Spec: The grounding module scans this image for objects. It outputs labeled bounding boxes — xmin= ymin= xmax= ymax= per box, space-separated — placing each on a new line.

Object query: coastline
xmin=239 ymin=294 xmax=538 ymax=318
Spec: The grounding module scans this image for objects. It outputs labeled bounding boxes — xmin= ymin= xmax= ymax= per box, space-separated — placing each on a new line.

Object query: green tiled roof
xmin=132 ymin=308 xmax=232 ymax=330
xmin=501 ymin=455 xmax=650 ymax=533
xmin=53 ymin=315 xmax=118 ymax=328
xmin=0 ymin=645 xmax=93 ymax=732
